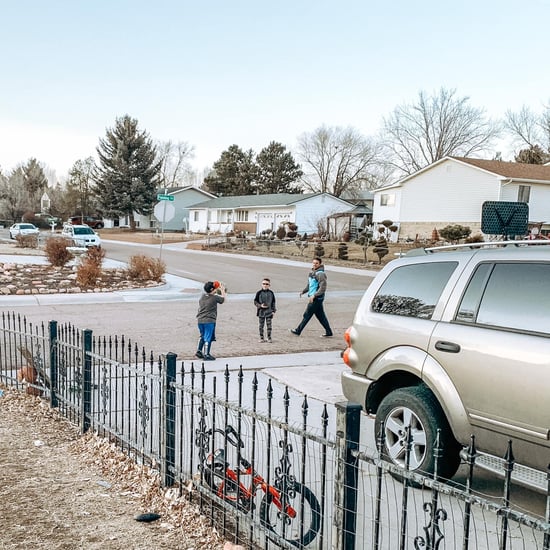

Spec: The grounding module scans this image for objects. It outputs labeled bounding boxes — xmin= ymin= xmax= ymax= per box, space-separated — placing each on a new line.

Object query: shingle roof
xmin=452 ymin=157 xmax=550 ymax=181
xmin=190 ymin=193 xmax=324 ymax=209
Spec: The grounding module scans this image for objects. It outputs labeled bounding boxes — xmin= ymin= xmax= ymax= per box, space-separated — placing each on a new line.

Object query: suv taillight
xmin=342 ymin=327 xmax=352 ymax=367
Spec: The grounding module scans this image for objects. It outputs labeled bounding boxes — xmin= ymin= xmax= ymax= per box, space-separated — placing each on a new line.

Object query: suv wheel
xmin=375 ymin=385 xmax=461 ymax=480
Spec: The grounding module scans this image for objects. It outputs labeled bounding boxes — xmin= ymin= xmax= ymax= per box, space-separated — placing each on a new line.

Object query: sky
xmin=1 ymin=0 xmax=550 ymax=182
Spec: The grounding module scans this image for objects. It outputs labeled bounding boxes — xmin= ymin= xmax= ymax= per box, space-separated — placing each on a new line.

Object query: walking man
xmin=290 ymin=257 xmax=333 ymax=337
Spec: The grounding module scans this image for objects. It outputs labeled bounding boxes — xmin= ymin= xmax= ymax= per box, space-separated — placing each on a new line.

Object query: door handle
xmin=435 ymin=340 xmax=461 ymax=353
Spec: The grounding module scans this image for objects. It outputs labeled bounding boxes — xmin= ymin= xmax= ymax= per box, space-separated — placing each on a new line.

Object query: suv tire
xmin=375 ymin=385 xmax=461 ymax=480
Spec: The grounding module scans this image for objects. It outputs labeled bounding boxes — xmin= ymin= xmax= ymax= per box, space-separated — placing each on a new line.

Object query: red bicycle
xmin=203 ymin=425 xmax=321 ymax=547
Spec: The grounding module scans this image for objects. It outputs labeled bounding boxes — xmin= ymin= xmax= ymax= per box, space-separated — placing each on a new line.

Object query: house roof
xmin=190 ymin=192 xmax=353 ymax=209
xmin=374 ymin=157 xmax=550 ymax=193
xmin=156 ymin=186 xmax=216 ymax=197
xmin=452 ymin=157 xmax=550 ymax=182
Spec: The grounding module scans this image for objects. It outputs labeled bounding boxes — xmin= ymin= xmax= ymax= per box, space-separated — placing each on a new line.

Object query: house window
xmin=193 ymin=211 xmax=199 ymax=222
xmin=236 ymin=210 xmax=249 ymax=222
xmin=380 ymin=194 xmax=395 ymax=206
xmin=518 ymin=185 xmax=531 ymax=203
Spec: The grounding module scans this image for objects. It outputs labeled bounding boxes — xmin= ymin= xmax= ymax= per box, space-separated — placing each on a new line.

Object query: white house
xmin=372 ymin=157 xmax=550 ymax=241
xmin=188 ymin=193 xmax=354 ymax=235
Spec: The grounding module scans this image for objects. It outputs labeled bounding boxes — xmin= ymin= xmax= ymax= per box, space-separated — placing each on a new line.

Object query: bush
xmin=76 ymin=246 xmax=106 ymax=288
xmin=126 ymin=255 xmax=166 ymax=282
xmin=15 ymin=234 xmax=39 ymax=249
xmin=464 ymin=233 xmax=484 ymax=244
xmin=44 ymin=237 xmax=74 ymax=267
xmin=439 ymin=224 xmax=472 ymax=243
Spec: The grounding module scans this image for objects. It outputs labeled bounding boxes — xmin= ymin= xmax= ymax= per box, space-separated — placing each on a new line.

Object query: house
xmin=188 ymin=192 xmax=354 ymax=235
xmin=372 ymin=157 xmax=550 ymax=241
xmin=109 ymin=186 xmax=216 ymax=231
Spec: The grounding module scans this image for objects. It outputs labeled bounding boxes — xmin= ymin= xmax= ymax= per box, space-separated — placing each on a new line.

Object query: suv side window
xmin=371 ymin=262 xmax=457 ymax=319
xmin=456 ymin=262 xmax=550 ymax=334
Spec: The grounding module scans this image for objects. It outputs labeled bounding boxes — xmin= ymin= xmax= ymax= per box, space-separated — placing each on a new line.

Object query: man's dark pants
xmin=295 ymin=296 xmax=333 ymax=335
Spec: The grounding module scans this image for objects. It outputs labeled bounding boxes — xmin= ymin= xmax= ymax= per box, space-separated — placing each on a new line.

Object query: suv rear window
xmin=456 ymin=262 xmax=550 ymax=334
xmin=371 ymin=262 xmax=457 ymax=319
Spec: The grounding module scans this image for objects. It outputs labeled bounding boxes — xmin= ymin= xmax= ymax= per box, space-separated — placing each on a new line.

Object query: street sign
xmin=157 ymin=194 xmax=174 ymax=201
xmin=154 ymin=201 xmax=175 ymax=223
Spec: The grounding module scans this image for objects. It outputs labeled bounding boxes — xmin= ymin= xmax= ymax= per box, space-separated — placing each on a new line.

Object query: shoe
xmin=267 ymin=338 xmax=272 ymax=343
xmin=289 ymin=329 xmax=300 ymax=336
xmin=195 ymin=351 xmax=204 ymax=359
xmin=320 ymin=334 xmax=333 ymax=338
xmin=259 ymin=338 xmax=265 ymax=343
xmin=203 ymin=354 xmax=216 ymax=361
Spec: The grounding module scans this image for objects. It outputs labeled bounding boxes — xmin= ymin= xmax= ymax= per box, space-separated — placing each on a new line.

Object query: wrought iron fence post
xmin=81 ymin=329 xmax=92 ymax=433
xmin=162 ymin=352 xmax=177 ymax=487
xmin=48 ymin=320 xmax=58 ymax=408
xmin=334 ymin=401 xmax=361 ymax=550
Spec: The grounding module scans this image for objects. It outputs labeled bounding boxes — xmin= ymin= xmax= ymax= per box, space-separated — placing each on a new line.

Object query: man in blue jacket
xmin=290 ymin=257 xmax=333 ymax=338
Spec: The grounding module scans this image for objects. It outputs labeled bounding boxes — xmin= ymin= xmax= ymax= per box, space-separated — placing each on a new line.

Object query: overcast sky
xmin=1 ymin=0 xmax=549 ymax=180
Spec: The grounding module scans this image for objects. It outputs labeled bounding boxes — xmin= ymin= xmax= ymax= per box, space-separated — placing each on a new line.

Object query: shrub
xmin=76 ymin=246 xmax=106 ymax=288
xmin=464 ymin=233 xmax=484 ymax=244
xmin=15 ymin=234 xmax=39 ymax=249
xmin=44 ymin=237 xmax=74 ymax=267
xmin=314 ymin=242 xmax=325 ymax=258
xmin=439 ymin=224 xmax=472 ymax=243
xmin=126 ymin=255 xmax=166 ymax=282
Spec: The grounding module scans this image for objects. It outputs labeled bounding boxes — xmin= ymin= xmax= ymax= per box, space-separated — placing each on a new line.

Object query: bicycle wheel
xmin=259 ymin=480 xmax=321 ymax=547
xmin=203 ymin=451 xmax=250 ymax=512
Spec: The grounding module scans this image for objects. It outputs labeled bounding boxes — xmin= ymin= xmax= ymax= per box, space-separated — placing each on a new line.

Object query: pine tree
xmin=94 ymin=115 xmax=161 ymax=229
xmin=256 ymin=142 xmax=303 ymax=194
xmin=203 ymin=145 xmax=257 ymax=196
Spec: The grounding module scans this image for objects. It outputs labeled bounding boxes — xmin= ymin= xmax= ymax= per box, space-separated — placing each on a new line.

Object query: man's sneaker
xmin=204 ymin=354 xmax=216 ymax=361
xmin=259 ymin=338 xmax=265 ymax=343
xmin=267 ymin=338 xmax=272 ymax=343
xmin=320 ymin=334 xmax=333 ymax=338
xmin=289 ymin=329 xmax=300 ymax=336
xmin=195 ymin=351 xmax=204 ymax=359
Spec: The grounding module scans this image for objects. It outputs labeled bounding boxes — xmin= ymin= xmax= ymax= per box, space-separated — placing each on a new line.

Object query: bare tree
xmin=297 ymin=126 xmax=382 ymax=197
xmin=504 ymin=103 xmax=550 ymax=162
xmin=155 ymin=140 xmax=195 ymax=188
xmin=381 ymin=88 xmax=501 ymax=176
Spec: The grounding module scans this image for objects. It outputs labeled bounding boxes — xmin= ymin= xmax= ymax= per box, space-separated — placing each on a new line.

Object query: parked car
xmin=61 ymin=224 xmax=101 ymax=248
xmin=341 ymin=240 xmax=550 ymax=484
xmin=69 ymin=216 xmax=104 ymax=229
xmin=9 ymin=223 xmax=40 ymax=239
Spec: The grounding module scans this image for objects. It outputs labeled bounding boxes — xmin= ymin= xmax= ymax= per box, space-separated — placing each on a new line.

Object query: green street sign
xmin=157 ymin=194 xmax=174 ymax=201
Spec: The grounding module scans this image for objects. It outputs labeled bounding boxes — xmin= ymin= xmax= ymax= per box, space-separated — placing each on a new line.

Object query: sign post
xmin=154 ymin=193 xmax=176 ymax=260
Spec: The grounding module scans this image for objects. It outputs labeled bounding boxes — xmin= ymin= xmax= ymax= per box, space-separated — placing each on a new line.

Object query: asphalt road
xmin=101 ymin=239 xmax=377 ymax=294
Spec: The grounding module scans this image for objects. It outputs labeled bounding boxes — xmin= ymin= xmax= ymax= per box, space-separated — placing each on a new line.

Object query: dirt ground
xmin=0 ymin=386 xmax=227 ymax=549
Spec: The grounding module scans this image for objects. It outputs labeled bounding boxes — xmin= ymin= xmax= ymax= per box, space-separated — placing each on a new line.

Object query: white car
xmin=61 ymin=224 xmax=101 ymax=248
xmin=9 ymin=223 xmax=40 ymax=239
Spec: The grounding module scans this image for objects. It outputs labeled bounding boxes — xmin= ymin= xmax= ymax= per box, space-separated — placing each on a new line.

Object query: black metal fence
xmin=1 ymin=311 xmax=550 ymax=549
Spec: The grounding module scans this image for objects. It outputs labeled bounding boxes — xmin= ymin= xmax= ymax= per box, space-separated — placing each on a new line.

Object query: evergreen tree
xmin=22 ymin=158 xmax=48 ymax=207
xmin=514 ymin=144 xmax=550 ymax=164
xmin=203 ymin=145 xmax=257 ymax=196
xmin=94 ymin=115 xmax=161 ymax=229
xmin=256 ymin=141 xmax=303 ymax=194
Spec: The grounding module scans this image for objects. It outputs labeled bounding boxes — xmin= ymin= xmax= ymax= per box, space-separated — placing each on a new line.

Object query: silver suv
xmin=342 ymin=240 xmax=550 ymax=483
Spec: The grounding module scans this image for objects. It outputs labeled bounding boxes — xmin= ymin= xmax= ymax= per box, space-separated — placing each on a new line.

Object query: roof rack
xmin=406 ymin=240 xmax=550 ymax=256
